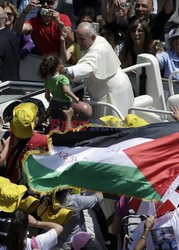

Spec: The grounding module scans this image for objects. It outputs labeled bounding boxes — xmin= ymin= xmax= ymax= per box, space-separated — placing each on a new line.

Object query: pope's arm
xmin=62 ymin=63 xmax=93 ymax=80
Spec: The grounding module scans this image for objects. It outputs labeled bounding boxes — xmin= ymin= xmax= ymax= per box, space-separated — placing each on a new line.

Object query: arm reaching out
xmin=28 ymin=214 xmax=63 ymax=236
xmin=134 ymin=215 xmax=155 ymax=250
xmin=14 ymin=0 xmax=41 ymax=34
xmin=62 ymin=85 xmax=79 ymax=103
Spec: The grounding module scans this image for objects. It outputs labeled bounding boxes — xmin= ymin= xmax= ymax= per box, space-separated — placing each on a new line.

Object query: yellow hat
xmin=100 ymin=115 xmax=125 ymax=128
xmin=71 ymin=188 xmax=81 ymax=195
xmin=37 ymin=200 xmax=73 ymax=225
xmin=19 ymin=196 xmax=39 ymax=213
xmin=125 ymin=114 xmax=148 ymax=127
xmin=0 ymin=182 xmax=27 ymax=213
xmin=0 ymin=176 xmax=11 ymax=186
xmin=10 ymin=102 xmax=38 ymax=139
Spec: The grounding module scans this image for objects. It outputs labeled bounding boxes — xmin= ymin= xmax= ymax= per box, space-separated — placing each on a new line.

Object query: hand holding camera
xmin=110 ymin=0 xmax=130 ymax=13
xmin=24 ymin=0 xmax=42 ymax=13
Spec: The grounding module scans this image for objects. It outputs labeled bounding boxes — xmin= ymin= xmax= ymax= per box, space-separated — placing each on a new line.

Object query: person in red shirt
xmin=14 ymin=0 xmax=73 ymax=56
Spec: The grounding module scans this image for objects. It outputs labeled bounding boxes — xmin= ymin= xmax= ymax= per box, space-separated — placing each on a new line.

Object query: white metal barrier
xmin=168 ymin=71 xmax=179 ymax=96
xmin=124 ymin=54 xmax=166 ymax=111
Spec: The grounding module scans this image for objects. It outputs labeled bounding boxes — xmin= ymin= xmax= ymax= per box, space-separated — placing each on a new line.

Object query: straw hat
xmin=10 ymin=102 xmax=38 ymax=139
xmin=0 ymin=177 xmax=27 ymax=213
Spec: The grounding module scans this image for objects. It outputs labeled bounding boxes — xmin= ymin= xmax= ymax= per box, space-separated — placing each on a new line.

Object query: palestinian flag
xmin=22 ymin=122 xmax=179 ymax=201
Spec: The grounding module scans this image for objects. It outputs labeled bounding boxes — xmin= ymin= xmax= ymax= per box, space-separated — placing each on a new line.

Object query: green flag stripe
xmin=23 ymin=155 xmax=161 ymax=201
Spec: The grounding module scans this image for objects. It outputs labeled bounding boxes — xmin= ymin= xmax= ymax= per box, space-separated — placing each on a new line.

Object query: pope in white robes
xmin=63 ymin=22 xmax=134 ymax=120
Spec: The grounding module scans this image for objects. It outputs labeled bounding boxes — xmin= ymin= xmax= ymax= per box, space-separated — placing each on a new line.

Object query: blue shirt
xmin=156 ymin=49 xmax=179 ymax=81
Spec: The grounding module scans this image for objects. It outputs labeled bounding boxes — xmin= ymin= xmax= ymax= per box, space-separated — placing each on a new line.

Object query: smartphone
xmin=92 ymin=22 xmax=99 ymax=34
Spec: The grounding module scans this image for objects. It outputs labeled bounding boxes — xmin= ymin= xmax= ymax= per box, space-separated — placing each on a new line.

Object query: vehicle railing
xmin=88 ymin=101 xmax=125 ymax=120
xmin=71 ymin=62 xmax=152 ymax=94
xmin=123 ymin=62 xmax=151 ymax=73
xmin=0 ymin=80 xmax=45 ymax=104
xmin=128 ymin=106 xmax=172 ymax=116
xmin=72 ymin=83 xmax=84 ymax=92
xmin=168 ymin=71 xmax=179 ymax=96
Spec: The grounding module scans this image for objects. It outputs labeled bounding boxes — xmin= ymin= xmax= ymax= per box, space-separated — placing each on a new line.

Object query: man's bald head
xmin=77 ymin=22 xmax=96 ymax=37
xmin=0 ymin=7 xmax=6 ymax=27
xmin=76 ymin=22 xmax=96 ymax=51
xmin=135 ymin=0 xmax=154 ymax=18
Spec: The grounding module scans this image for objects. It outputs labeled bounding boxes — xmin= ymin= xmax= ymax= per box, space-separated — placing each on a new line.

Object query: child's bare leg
xmin=36 ymin=107 xmax=52 ymax=127
xmin=62 ymin=107 xmax=75 ymax=130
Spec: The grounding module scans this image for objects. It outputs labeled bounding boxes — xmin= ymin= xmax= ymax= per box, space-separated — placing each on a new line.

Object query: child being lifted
xmin=37 ymin=54 xmax=79 ymax=130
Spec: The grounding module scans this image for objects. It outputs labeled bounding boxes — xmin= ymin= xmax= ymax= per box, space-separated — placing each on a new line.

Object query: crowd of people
xmin=0 ymin=0 xmax=179 ymax=249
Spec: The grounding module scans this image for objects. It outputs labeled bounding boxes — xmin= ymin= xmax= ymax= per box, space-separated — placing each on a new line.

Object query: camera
xmin=92 ymin=22 xmax=99 ymax=34
xmin=119 ymin=3 xmax=130 ymax=9
xmin=40 ymin=8 xmax=51 ymax=16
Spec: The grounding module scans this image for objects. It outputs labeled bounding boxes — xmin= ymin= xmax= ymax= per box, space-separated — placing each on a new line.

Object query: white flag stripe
xmin=33 ymin=137 xmax=152 ymax=172
xmin=137 ymin=201 xmax=156 ymax=215
xmin=132 ymin=190 xmax=179 ymax=216
xmin=161 ymin=175 xmax=179 ymax=202
xmin=169 ymin=190 xmax=179 ymax=207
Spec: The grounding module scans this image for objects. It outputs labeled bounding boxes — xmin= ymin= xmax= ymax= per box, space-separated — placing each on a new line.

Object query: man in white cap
xmin=156 ymin=27 xmax=179 ymax=81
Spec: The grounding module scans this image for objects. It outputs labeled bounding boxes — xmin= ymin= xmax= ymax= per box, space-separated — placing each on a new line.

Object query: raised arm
xmin=29 ymin=214 xmax=63 ymax=236
xmin=163 ymin=0 xmax=174 ymax=14
xmin=134 ymin=215 xmax=155 ymax=250
xmin=105 ymin=0 xmax=122 ymax=23
xmin=14 ymin=0 xmax=41 ymax=34
xmin=60 ymin=29 xmax=70 ymax=63
xmin=51 ymin=10 xmax=74 ymax=46
xmin=61 ymin=63 xmax=93 ymax=81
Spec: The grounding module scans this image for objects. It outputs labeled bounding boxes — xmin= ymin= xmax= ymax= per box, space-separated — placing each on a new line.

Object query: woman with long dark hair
xmin=4 ymin=208 xmax=63 ymax=250
xmin=119 ymin=17 xmax=153 ymax=68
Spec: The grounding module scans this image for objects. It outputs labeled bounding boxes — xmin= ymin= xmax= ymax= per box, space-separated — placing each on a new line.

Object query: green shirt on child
xmin=45 ymin=74 xmax=72 ymax=103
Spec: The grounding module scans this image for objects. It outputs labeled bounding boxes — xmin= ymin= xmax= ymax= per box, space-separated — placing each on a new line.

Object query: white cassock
xmin=67 ymin=35 xmax=134 ymax=119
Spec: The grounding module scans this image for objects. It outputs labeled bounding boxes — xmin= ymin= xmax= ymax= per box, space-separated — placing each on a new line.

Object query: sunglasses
xmin=6 ymin=12 xmax=14 ymax=17
xmin=40 ymin=0 xmax=54 ymax=5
